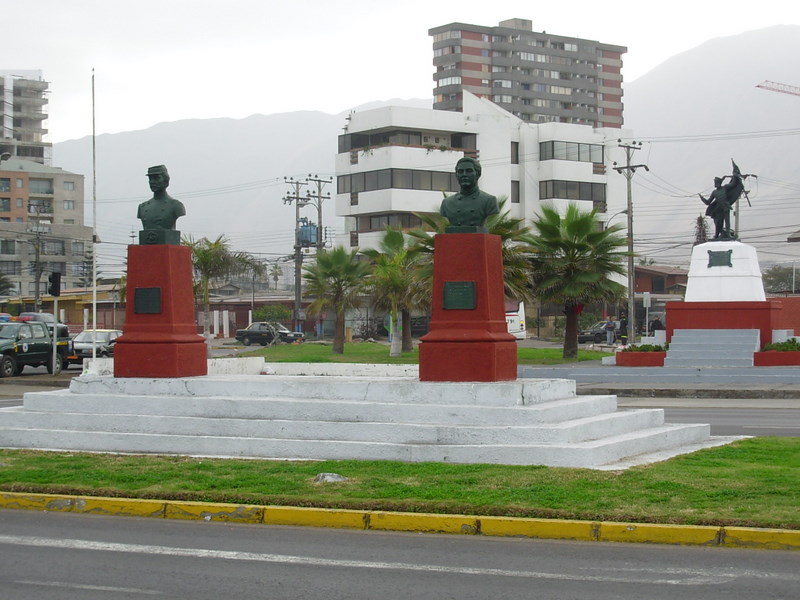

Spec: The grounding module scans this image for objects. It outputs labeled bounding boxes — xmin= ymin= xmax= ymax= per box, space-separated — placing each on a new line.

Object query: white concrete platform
xmin=0 ymin=361 xmax=737 ymax=469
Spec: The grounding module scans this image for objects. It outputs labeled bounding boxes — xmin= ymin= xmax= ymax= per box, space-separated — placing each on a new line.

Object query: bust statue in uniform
xmin=137 ymin=165 xmax=186 ymax=244
xmin=440 ymin=157 xmax=499 ymax=231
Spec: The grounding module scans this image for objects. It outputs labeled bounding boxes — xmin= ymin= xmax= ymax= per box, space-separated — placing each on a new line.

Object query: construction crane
xmin=755 ymin=80 xmax=800 ymax=97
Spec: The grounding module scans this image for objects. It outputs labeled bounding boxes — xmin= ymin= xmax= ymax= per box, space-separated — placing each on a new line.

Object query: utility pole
xmin=283 ymin=177 xmax=307 ymax=333
xmin=613 ymin=140 xmax=649 ymax=346
xmin=304 ymin=174 xmax=332 ymax=250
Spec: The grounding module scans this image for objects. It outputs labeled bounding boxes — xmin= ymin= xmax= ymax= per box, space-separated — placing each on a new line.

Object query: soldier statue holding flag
xmin=699 ymin=160 xmax=755 ymax=240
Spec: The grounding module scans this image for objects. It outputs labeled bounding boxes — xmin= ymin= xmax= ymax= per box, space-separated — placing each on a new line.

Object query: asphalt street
xmin=1 ymin=510 xmax=798 ymax=600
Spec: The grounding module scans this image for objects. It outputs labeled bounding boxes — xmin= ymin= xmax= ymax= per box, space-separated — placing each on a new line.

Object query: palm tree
xmin=528 ymin=203 xmax=629 ymax=359
xmin=268 ymin=263 xmax=283 ymax=290
xmin=407 ymin=198 xmax=538 ymax=305
xmin=303 ymin=246 xmax=371 ymax=354
xmin=183 ymin=235 xmax=255 ymax=336
xmin=361 ymin=228 xmax=420 ymax=356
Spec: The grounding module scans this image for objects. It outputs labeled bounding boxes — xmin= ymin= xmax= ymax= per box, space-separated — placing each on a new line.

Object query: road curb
xmin=1 ymin=491 xmax=797 ymax=551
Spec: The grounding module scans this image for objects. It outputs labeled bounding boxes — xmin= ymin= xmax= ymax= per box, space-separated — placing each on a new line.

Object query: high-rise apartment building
xmin=0 ymin=70 xmax=51 ymax=165
xmin=430 ymin=18 xmax=626 ymax=128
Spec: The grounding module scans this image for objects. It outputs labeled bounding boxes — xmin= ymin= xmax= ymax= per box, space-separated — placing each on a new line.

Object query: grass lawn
xmin=1 ymin=437 xmax=798 ymax=530
xmin=241 ymin=341 xmax=610 ymax=365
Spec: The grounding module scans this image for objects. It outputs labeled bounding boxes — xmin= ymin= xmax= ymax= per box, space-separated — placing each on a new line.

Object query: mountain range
xmin=53 ymin=25 xmax=800 ymax=274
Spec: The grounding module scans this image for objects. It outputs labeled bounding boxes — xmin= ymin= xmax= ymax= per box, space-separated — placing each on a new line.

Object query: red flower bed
xmin=615 ymin=352 xmax=666 ymax=367
xmin=753 ymin=351 xmax=800 ymax=366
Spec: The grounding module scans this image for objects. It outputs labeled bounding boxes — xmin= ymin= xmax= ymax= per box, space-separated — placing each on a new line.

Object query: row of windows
xmin=0 ymin=260 xmax=85 ymax=276
xmin=437 ymin=76 xmax=461 ymax=87
xmin=0 ymin=179 xmax=75 ymax=193
xmin=539 ymin=180 xmax=606 ymax=204
xmin=338 ymin=169 xmax=460 ymax=195
xmin=540 ymin=141 xmax=604 ymax=163
xmin=432 ymin=30 xmax=461 ymax=43
xmin=339 ymin=130 xmax=476 ymax=153
xmin=0 ymin=198 xmax=75 ymax=212
xmin=515 ymin=52 xmax=576 ymax=67
xmin=0 ymin=239 xmax=84 ymax=257
xmin=356 ymin=212 xmax=424 ymax=233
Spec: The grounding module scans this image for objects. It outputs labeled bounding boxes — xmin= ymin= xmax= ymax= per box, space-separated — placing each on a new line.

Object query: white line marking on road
xmin=14 ymin=580 xmax=162 ymax=595
xmin=0 ymin=534 xmax=742 ymax=586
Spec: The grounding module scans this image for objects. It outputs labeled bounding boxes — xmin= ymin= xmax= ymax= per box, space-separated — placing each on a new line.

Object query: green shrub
xmin=762 ymin=338 xmax=800 ymax=352
xmin=622 ymin=343 xmax=667 ymax=352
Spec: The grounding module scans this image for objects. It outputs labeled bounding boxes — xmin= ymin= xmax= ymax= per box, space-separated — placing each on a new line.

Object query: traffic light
xmin=48 ymin=272 xmax=61 ymax=297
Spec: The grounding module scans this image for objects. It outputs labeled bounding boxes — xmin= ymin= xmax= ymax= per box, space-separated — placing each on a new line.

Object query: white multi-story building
xmin=335 ymin=92 xmax=631 ymax=250
xmin=0 ymin=70 xmax=51 ymax=165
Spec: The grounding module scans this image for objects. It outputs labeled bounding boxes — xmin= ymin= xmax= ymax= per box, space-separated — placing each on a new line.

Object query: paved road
xmin=1 ymin=510 xmax=798 ymax=600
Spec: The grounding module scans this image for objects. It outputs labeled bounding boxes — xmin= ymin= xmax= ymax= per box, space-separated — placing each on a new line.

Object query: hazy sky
xmin=6 ymin=0 xmax=800 ymax=143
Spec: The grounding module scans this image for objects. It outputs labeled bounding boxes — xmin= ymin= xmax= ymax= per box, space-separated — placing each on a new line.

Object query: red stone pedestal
xmin=419 ymin=233 xmax=517 ymax=382
xmin=114 ymin=244 xmax=207 ymax=378
xmin=665 ymin=300 xmax=781 ymax=348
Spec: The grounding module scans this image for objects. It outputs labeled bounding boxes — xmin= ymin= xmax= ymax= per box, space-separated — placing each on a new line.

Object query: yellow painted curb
xmin=479 ymin=516 xmax=596 ymax=541
xmin=0 ymin=492 xmax=797 ymax=551
xmin=164 ymin=500 xmax=264 ymax=523
xmin=722 ymin=526 xmax=800 ymax=550
xmin=73 ymin=496 xmax=166 ymax=518
xmin=0 ymin=491 xmax=74 ymax=512
xmin=265 ymin=505 xmax=366 ymax=529
xmin=598 ymin=521 xmax=720 ymax=546
xmin=369 ymin=511 xmax=478 ymax=534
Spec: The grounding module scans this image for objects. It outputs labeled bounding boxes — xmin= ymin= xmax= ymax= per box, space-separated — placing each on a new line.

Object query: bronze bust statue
xmin=440 ymin=157 xmax=499 ymax=231
xmin=137 ymin=165 xmax=186 ymax=244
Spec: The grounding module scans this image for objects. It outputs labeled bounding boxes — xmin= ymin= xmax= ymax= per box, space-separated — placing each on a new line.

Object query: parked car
xmin=66 ymin=329 xmax=123 ymax=367
xmin=0 ymin=321 xmax=64 ymax=377
xmin=578 ymin=320 xmax=619 ymax=344
xmin=235 ymin=322 xmax=304 ymax=346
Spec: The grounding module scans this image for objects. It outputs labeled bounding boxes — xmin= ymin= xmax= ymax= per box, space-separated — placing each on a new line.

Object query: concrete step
xmin=663 ymin=357 xmax=754 ymax=367
xmin=0 ymin=421 xmax=711 ymax=469
xmin=0 ymin=407 xmax=666 ymax=446
xmin=68 ymin=375 xmax=577 ymax=407
xmin=20 ymin=393 xmax=620 ymax=425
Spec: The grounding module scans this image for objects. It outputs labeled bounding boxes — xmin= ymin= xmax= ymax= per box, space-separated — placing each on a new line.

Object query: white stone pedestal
xmin=684 ymin=241 xmax=765 ymax=302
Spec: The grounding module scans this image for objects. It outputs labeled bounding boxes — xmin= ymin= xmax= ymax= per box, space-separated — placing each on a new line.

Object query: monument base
xmin=419 ymin=340 xmax=518 ymax=382
xmin=114 ymin=244 xmax=208 ymax=378
xmin=419 ymin=233 xmax=517 ymax=382
xmin=114 ymin=341 xmax=208 ymax=378
xmin=665 ymin=300 xmax=780 ymax=347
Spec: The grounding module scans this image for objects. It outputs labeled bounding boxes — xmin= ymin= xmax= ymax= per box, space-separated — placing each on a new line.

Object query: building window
xmin=350 ymin=192 xmax=358 ymax=206
xmin=46 ymin=262 xmax=66 ymax=275
xmin=511 ymin=142 xmax=519 ymax=164
xmin=0 ymin=261 xmax=21 ymax=275
xmin=492 ymin=80 xmax=512 ymax=88
xmin=0 ymin=198 xmax=9 ymax=212
xmin=437 ymin=76 xmax=461 ymax=87
xmin=539 ymin=180 xmax=606 ymax=205
xmin=357 ymin=212 xmax=423 ymax=233
xmin=349 ymin=231 xmax=359 ymax=247
xmin=0 ymin=179 xmax=9 ymax=193
xmin=63 ymin=219 xmax=75 ymax=224
xmin=539 ymin=141 xmax=604 ymax=163
xmin=15 ymin=198 xmax=22 ymax=208
xmin=16 ymin=179 xmax=23 ymax=189
xmin=511 ymin=180 xmax=520 ymax=203
xmin=29 ymin=179 xmax=54 ymax=194
xmin=492 ymin=95 xmax=513 ymax=104
xmin=338 ymin=169 xmax=458 ymax=195
xmin=0 ymin=218 xmax=8 ymax=222
xmin=0 ymin=240 xmax=16 ymax=254
xmin=63 ymin=200 xmax=75 ymax=210
xmin=42 ymin=240 xmax=65 ymax=255
xmin=63 ymin=181 xmax=76 ymax=191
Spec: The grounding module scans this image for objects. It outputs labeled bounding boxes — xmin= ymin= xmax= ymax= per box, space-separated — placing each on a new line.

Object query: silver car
xmin=67 ymin=329 xmax=123 ymax=366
